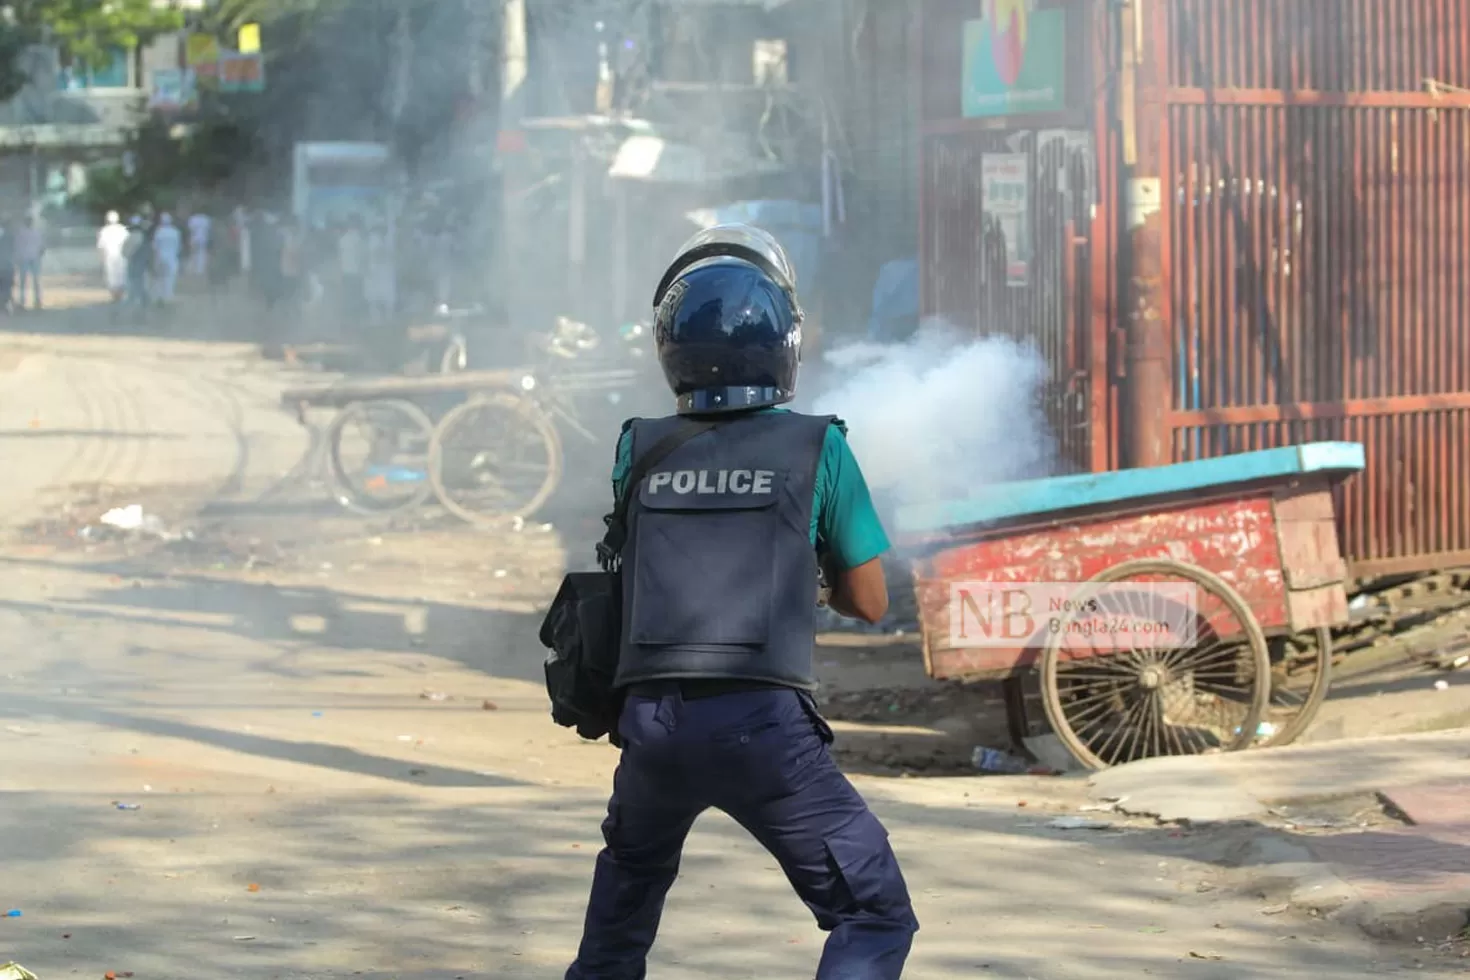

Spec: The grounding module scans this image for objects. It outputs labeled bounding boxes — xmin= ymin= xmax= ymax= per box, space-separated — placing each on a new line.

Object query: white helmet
xmin=106 ymin=210 xmax=119 ymax=223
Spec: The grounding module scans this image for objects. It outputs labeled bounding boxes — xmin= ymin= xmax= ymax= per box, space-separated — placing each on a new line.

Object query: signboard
xmin=186 ymin=33 xmax=220 ymax=83
xmin=981 ymin=153 xmax=1030 ymax=286
xmin=219 ymin=52 xmax=265 ymax=93
xmin=148 ymin=69 xmax=197 ymax=111
xmin=962 ymin=1 xmax=1066 ymax=119
xmin=238 ymin=23 xmax=262 ymax=55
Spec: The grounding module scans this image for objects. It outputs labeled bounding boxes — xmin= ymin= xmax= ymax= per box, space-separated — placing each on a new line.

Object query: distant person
xmin=207 ymin=219 xmax=234 ymax=297
xmin=97 ymin=210 xmax=129 ymax=301
xmin=151 ymin=213 xmax=183 ymax=304
xmin=14 ymin=216 xmax=44 ymax=310
xmin=251 ymin=211 xmax=286 ymax=312
xmin=280 ymin=217 xmax=304 ymax=305
xmin=231 ymin=205 xmax=252 ymax=279
xmin=337 ymin=217 xmax=365 ymax=315
xmin=363 ymin=221 xmax=395 ymax=327
xmin=123 ymin=216 xmax=150 ymax=311
xmin=187 ymin=209 xmax=212 ymax=279
xmin=303 ymin=219 xmax=330 ymax=307
xmin=0 ymin=218 xmax=14 ymax=314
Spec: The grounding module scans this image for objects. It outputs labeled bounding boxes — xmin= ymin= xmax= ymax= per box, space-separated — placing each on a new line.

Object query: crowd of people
xmin=93 ymin=201 xmax=453 ymax=339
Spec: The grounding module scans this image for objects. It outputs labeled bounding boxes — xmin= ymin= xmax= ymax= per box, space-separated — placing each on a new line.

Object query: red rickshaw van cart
xmin=893 ymin=442 xmax=1367 ymax=770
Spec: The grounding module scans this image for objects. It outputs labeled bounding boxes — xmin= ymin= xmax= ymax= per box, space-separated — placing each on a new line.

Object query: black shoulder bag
xmin=538 ymin=419 xmax=715 ymax=744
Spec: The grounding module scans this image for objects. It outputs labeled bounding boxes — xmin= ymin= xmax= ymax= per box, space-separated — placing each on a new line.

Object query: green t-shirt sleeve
xmin=815 ymin=424 xmax=891 ymax=569
xmin=611 ymin=426 xmax=633 ymax=502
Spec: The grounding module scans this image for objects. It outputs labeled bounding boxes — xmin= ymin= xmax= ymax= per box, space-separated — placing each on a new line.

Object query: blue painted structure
xmin=895 ymin=442 xmax=1366 ymax=537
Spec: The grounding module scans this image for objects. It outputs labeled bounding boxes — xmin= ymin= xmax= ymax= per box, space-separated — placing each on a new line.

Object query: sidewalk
xmin=1089 ymin=731 xmax=1470 ymax=943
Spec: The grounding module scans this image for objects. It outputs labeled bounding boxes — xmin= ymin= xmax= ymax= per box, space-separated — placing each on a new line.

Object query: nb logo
xmin=647 ymin=469 xmax=775 ymax=496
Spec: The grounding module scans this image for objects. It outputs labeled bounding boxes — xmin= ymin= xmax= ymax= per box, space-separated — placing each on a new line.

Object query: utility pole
xmin=496 ymin=0 xmax=527 ymax=323
xmin=500 ymin=0 xmax=527 ymax=126
xmin=1121 ymin=0 xmax=1169 ymax=469
xmin=387 ymin=1 xmax=413 ymax=128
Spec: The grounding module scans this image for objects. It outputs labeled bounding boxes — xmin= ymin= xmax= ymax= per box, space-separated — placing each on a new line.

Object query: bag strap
xmin=596 ymin=419 xmax=717 ymax=570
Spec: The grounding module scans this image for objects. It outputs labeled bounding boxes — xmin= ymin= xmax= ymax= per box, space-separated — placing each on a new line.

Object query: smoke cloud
xmin=809 ymin=321 xmax=1057 ymax=520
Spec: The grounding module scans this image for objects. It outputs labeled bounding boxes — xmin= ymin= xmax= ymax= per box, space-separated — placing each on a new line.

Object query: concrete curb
xmin=1206 ymin=822 xmax=1470 ymax=944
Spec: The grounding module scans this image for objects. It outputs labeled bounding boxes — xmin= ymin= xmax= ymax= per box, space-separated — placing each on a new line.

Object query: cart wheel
xmin=1040 ymin=559 xmax=1271 ymax=770
xmin=326 ymin=399 xmax=435 ymax=515
xmin=439 ymin=335 xmax=469 ymax=374
xmin=1260 ymin=627 xmax=1333 ymax=748
xmin=427 ymin=391 xmax=563 ymax=525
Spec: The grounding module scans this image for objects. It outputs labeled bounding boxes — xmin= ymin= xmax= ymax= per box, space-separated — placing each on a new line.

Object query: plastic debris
xmin=113 ymin=802 xmax=141 ymax=811
xmin=971 ymin=746 xmax=1036 ymax=775
xmin=98 ymin=505 xmax=177 ymax=539
xmin=246 ymin=883 xmax=260 ymax=893
xmin=420 ymin=692 xmax=450 ymax=702
xmin=100 ymin=504 xmax=146 ymax=530
xmin=1434 ymin=680 xmax=1451 ymax=691
xmin=0 ymin=964 xmax=39 ymax=980
xmin=1046 ymin=816 xmax=1111 ymax=831
xmin=1079 ymin=796 xmax=1129 ymax=813
xmin=3 ymin=910 xmax=21 ymax=918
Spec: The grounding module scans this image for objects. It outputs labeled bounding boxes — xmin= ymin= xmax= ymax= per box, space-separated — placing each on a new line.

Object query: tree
xmin=0 ymin=0 xmax=186 ymax=100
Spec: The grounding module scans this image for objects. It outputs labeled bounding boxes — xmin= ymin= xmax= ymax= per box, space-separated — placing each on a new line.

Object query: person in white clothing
xmin=232 ymin=205 xmax=251 ymax=276
xmin=187 ymin=211 xmax=211 ymax=278
xmin=97 ymin=210 xmax=130 ymax=301
xmin=151 ymin=213 xmax=183 ymax=303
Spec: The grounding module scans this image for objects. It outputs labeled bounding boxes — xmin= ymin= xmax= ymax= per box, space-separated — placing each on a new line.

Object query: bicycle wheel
xmin=1040 ymin=558 xmax=1271 ymax=770
xmin=326 ymin=399 xmax=435 ymax=515
xmin=427 ymin=391 xmax=563 ymax=525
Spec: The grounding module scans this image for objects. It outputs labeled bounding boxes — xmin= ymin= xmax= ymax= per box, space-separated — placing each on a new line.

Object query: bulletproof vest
xmin=615 ymin=410 xmax=833 ymax=691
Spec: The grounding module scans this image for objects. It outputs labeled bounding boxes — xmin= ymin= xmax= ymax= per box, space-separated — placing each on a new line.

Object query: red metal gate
xmin=1150 ymin=0 xmax=1470 ymax=576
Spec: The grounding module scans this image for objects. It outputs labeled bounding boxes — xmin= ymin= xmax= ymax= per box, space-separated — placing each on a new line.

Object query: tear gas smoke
xmin=810 ymin=321 xmax=1058 ymax=521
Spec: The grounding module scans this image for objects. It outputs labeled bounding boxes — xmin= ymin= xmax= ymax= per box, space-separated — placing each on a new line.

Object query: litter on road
xmin=1044 ymin=817 xmax=1113 ymax=831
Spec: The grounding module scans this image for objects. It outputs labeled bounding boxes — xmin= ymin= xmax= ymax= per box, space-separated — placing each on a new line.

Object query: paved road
xmin=0 ymin=328 xmax=1463 ymax=979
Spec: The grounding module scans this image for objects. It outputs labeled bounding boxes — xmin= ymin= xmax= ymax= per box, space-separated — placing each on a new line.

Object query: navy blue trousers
xmin=566 ymin=687 xmax=918 ymax=979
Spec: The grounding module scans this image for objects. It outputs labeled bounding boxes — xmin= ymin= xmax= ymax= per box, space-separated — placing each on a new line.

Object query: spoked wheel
xmin=439 ymin=334 xmax=469 ymax=374
xmin=1259 ymin=627 xmax=1333 ymax=748
xmin=427 ymin=391 xmax=564 ymax=525
xmin=1040 ymin=559 xmax=1271 ymax=770
xmin=326 ymin=399 xmax=435 ymax=515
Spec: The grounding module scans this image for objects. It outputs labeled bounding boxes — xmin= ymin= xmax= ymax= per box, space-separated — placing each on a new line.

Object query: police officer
xmin=566 ymin=225 xmax=918 ymax=979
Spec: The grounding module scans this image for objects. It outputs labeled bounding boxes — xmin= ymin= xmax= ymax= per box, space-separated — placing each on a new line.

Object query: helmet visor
xmin=653 ymin=223 xmax=797 ymax=309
